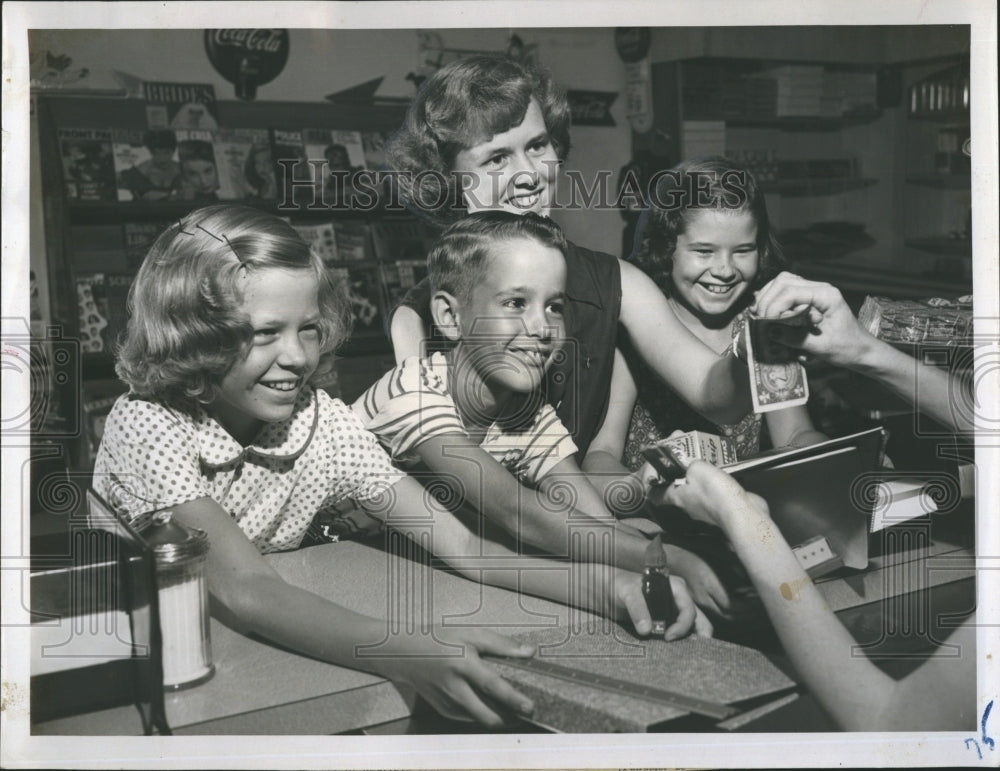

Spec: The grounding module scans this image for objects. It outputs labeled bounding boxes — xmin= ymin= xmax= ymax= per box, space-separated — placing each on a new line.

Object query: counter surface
xmin=32 ymin=530 xmax=975 ymax=735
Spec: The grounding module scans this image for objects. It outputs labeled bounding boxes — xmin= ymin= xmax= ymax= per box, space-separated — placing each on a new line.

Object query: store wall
xmin=29 ymin=28 xmax=632 ymax=257
xmin=648 ymin=25 xmax=970 ymax=64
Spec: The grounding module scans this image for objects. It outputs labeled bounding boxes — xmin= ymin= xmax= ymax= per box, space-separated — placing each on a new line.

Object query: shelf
xmin=66 ymin=199 xmax=405 ymax=226
xmin=792 ymin=259 xmax=971 ymax=300
xmin=761 ymin=177 xmax=877 ymax=197
xmin=906 ymin=174 xmax=970 ymax=190
xmin=907 ymin=110 xmax=970 ymax=124
xmin=725 ymin=110 xmax=882 ymax=131
xmin=904 ymin=237 xmax=971 ymax=257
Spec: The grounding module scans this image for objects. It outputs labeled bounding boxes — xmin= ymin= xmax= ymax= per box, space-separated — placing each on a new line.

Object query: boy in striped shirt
xmin=353 ymin=212 xmax=726 ymax=612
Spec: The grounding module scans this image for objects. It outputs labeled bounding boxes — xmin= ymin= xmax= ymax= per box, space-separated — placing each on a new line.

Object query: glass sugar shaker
xmin=143 ymin=510 xmax=215 ymax=690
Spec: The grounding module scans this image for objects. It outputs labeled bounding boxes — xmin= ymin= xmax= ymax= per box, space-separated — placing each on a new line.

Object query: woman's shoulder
xmin=563 ymin=239 xmax=622 ymax=302
xmin=565 ymin=239 xmax=619 ymax=266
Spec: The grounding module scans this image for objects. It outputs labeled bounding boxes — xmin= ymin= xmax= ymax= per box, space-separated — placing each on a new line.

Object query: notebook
xmin=726 ymin=427 xmax=887 ymax=573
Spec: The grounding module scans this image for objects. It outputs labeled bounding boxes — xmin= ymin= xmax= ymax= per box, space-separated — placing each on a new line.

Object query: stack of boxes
xmin=681 ymin=120 xmax=727 ymax=158
xmin=768 ymin=65 xmax=825 ymax=117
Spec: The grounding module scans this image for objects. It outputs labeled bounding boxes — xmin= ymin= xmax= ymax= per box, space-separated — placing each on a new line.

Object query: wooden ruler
xmin=489 ymin=655 xmax=740 ymax=721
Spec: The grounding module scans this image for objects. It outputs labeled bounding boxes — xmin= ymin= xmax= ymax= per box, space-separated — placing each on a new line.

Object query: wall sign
xmin=204 ymin=29 xmax=290 ymax=100
xmin=567 ymin=90 xmax=617 ymax=127
xmin=625 ymin=60 xmax=654 ymax=133
xmin=614 ymin=28 xmax=651 ymax=63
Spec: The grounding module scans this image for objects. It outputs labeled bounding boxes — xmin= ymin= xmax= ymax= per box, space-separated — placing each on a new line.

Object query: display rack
xmin=647 ymin=57 xmax=885 ymax=264
xmin=36 ymin=93 xmax=428 ymax=468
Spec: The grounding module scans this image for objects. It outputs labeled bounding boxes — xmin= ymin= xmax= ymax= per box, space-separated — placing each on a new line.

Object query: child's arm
xmin=764 ymin=404 xmax=828 ymax=450
xmin=581 ymin=348 xmax=647 ymax=509
xmin=618 ymin=259 xmax=752 ymax=425
xmin=364 ymin=475 xmax=712 ymax=640
xmin=170 ymin=496 xmax=536 ymax=727
xmin=579 ymin=350 xmax=730 ymax=615
xmin=388 ymin=278 xmax=434 ymax=364
xmin=662 ymin=461 xmax=976 ymax=731
xmin=412 ymin=431 xmax=729 ymax=616
xmin=540 ymin=455 xmax=731 ymax=616
xmin=389 ymin=305 xmax=427 ymax=364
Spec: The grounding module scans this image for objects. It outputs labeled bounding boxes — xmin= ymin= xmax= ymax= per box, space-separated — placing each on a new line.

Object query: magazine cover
xmin=102 ymin=272 xmax=136 ymax=354
xmin=329 ymin=265 xmax=384 ymax=337
xmin=361 ymin=130 xmax=390 ymax=171
xmin=302 ymin=129 xmax=366 ymax=205
xmin=214 ymin=128 xmax=278 ymax=200
xmin=112 ymin=127 xmax=180 ymax=201
xmin=75 ymin=273 xmax=109 ymax=353
xmin=332 ymin=220 xmax=372 ymax=262
xmin=144 ymin=80 xmax=218 ymax=130
xmin=370 ymin=219 xmax=432 ymax=262
xmin=58 ymin=128 xmax=117 ymax=202
xmin=270 ymin=127 xmax=311 ymax=206
xmin=381 ymin=258 xmax=429 ymax=309
xmin=172 ymin=129 xmax=221 ymax=202
xmin=292 ymin=221 xmax=339 ymax=265
xmin=80 ymin=379 xmax=130 ymax=468
xmin=122 ymin=221 xmax=168 ymax=270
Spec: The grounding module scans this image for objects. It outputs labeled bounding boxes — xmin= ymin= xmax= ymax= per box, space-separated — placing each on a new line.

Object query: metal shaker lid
xmin=142 ymin=510 xmax=210 ymax=564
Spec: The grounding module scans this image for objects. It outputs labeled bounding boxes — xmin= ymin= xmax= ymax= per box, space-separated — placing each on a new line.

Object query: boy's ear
xmin=430 ymin=290 xmax=462 ymax=342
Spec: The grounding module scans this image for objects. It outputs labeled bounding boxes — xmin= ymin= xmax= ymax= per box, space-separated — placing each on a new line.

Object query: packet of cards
xmin=857 ymin=295 xmax=973 ymax=345
xmin=640 ymin=430 xmax=737 ymax=481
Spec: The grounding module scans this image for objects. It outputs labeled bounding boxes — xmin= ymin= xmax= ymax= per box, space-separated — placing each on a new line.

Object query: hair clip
xmin=177 ymin=219 xmax=196 ymax=236
xmin=222 ymin=235 xmax=247 ymax=264
xmin=196 ymin=224 xmax=224 ymax=243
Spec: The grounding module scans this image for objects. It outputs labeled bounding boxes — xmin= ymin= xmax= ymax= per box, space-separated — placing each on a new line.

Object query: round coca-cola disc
xmin=204 ymin=29 xmax=290 ymax=100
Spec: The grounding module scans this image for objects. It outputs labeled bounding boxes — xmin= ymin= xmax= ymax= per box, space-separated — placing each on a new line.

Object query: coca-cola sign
xmin=204 ymin=29 xmax=290 ymax=100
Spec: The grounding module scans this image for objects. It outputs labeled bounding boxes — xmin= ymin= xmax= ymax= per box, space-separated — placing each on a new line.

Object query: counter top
xmin=32 ymin=537 xmax=597 ymax=735
xmin=32 ymin=529 xmax=975 ymax=735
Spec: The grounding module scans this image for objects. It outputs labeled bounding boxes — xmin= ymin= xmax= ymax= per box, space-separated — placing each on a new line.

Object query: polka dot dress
xmin=93 ymin=388 xmax=402 ymax=553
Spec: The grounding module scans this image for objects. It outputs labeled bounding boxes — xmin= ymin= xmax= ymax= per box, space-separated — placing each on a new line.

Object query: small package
xmin=641 ymin=430 xmax=736 ymax=480
xmin=857 ymin=295 xmax=973 ymax=345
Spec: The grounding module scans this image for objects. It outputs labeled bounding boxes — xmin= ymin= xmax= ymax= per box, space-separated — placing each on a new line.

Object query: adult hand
xmin=751 ymin=271 xmax=876 ymax=369
xmin=375 ymin=626 xmax=536 ymax=726
xmin=611 ymin=568 xmax=713 ymax=641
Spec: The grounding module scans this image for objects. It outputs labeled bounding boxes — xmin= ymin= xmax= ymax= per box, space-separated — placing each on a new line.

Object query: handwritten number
xmin=968 ymin=700 xmax=996 ymax=759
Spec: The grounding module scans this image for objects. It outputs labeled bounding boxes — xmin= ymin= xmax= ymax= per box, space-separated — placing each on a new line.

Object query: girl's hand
xmin=611 ymin=568 xmax=713 ymax=641
xmin=375 ymin=626 xmax=536 ymax=727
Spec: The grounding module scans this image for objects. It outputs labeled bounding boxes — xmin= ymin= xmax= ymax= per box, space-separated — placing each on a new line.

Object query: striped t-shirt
xmin=352 ymin=353 xmax=578 ymax=485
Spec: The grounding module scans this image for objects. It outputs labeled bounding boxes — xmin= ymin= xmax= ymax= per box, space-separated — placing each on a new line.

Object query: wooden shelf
xmin=904 ymin=237 xmax=971 ymax=257
xmin=762 ymin=177 xmax=877 ymax=197
xmin=906 ymin=174 xmax=970 ymax=190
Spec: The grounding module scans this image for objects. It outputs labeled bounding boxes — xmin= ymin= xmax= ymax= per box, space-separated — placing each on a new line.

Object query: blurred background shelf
xmin=903 ymin=236 xmax=971 ymax=257
xmin=762 ymin=177 xmax=877 ymax=197
xmin=906 ymin=174 xmax=971 ymax=190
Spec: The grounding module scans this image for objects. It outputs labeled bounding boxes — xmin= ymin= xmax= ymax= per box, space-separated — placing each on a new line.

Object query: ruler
xmin=489 ymin=655 xmax=739 ymax=721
